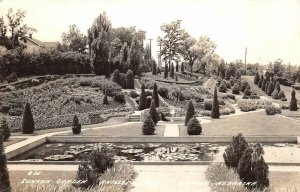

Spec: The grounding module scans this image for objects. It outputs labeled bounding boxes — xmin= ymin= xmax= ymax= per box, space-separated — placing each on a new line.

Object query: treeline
xmin=0 ymin=48 xmax=91 ymax=77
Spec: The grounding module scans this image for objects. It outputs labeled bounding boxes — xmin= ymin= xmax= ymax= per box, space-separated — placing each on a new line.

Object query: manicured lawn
xmin=64 ymin=122 xmax=165 ymax=137
xmin=179 ymin=111 xmax=300 ymax=136
xmin=12 ymin=116 xmax=126 ymax=136
xmin=3 ymin=138 xmax=26 ymax=147
xmin=269 ymin=171 xmax=300 ymax=190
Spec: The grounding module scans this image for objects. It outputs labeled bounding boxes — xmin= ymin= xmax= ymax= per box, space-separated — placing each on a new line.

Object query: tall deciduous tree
xmin=159 ymin=20 xmax=187 ymax=68
xmin=61 ymin=25 xmax=87 ymax=53
xmin=0 ymin=8 xmax=36 ymax=49
xmin=87 ymin=12 xmax=111 ymax=77
xmin=180 ymin=35 xmax=216 ymax=73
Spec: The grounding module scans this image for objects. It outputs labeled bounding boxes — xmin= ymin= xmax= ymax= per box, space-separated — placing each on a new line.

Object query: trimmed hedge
xmin=265 ymin=105 xmax=281 ymax=115
xmin=187 ymin=117 xmax=202 ymax=135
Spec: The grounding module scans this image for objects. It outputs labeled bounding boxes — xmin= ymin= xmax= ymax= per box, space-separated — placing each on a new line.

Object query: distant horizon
xmin=0 ymin=0 xmax=299 ymax=66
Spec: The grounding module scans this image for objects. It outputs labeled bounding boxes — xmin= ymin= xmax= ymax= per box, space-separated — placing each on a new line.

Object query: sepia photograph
xmin=0 ymin=0 xmax=300 ymax=191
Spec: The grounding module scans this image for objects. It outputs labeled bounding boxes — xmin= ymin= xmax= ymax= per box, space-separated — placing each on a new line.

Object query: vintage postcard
xmin=0 ymin=0 xmax=300 ymax=191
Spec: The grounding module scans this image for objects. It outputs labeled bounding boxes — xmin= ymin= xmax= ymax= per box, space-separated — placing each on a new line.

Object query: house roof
xmin=19 ymin=36 xmax=60 ymax=49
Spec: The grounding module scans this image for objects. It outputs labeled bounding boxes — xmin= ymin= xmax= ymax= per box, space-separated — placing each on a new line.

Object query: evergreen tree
xmin=181 ymin=62 xmax=184 ymax=73
xmin=261 ymin=78 xmax=267 ymax=91
xmin=223 ymin=133 xmax=249 ymax=169
xmin=274 ymin=81 xmax=281 ymax=92
xmin=164 ymin=64 xmax=168 ymax=79
xmin=103 ymin=90 xmax=108 ymax=105
xmin=267 ymin=81 xmax=274 ymax=96
xmin=0 ymin=117 xmax=10 ymax=141
xmin=125 ymin=69 xmax=134 ymax=89
xmin=138 ymin=84 xmax=147 ymax=110
xmin=111 ymin=69 xmax=121 ymax=85
xmin=22 ymin=102 xmax=35 ymax=134
xmin=252 ymin=143 xmax=269 ymax=190
xmin=187 ymin=117 xmax=202 ymax=135
xmin=142 ymin=115 xmax=155 ymax=135
xmin=149 ymin=99 xmax=158 ymax=125
xmin=218 ymin=81 xmax=227 ymax=93
xmin=176 ymin=62 xmax=179 ymax=72
xmin=0 ymin=131 xmax=11 ymax=192
xmin=289 ymin=90 xmax=298 ymax=111
xmin=152 ymin=60 xmax=157 ymax=75
xmin=232 ymin=83 xmax=240 ymax=94
xmin=185 ymin=100 xmax=195 ymax=126
xmin=152 ymin=83 xmax=159 ymax=107
xmin=211 ymin=86 xmax=220 ymax=119
xmin=264 ymin=81 xmax=270 ymax=93
xmin=72 ymin=115 xmax=81 ymax=135
xmin=128 ymin=35 xmax=143 ymax=75
xmin=170 ymin=63 xmax=175 ymax=79
xmin=254 ymin=72 xmax=260 ymax=84
xmin=258 ymin=75 xmax=264 ymax=88
xmin=237 ymin=147 xmax=256 ymax=188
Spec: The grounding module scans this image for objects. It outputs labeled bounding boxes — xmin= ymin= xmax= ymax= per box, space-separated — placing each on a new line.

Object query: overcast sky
xmin=0 ymin=0 xmax=299 ymax=65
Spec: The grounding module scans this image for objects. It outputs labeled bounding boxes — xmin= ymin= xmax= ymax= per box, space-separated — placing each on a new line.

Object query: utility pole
xmin=288 ymin=62 xmax=291 ymax=79
xmin=244 ymin=47 xmax=247 ymax=74
xmin=148 ymin=38 xmax=153 ymax=60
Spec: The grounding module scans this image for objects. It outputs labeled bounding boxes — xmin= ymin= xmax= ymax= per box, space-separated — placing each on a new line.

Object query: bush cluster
xmin=238 ymin=99 xmax=258 ymax=112
xmin=265 ymin=105 xmax=282 ymax=115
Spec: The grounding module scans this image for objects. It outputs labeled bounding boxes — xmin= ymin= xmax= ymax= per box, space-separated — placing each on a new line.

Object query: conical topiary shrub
xmin=72 ymin=115 xmax=81 ymax=135
xmin=142 ymin=115 xmax=155 ymax=135
xmin=138 ymin=84 xmax=147 ymax=110
xmin=274 ymin=81 xmax=280 ymax=92
xmin=258 ymin=75 xmax=264 ymax=88
xmin=243 ymin=87 xmax=251 ymax=99
xmin=152 ymin=83 xmax=159 ymax=107
xmin=22 ymin=102 xmax=35 ymax=134
xmin=264 ymin=81 xmax=269 ymax=93
xmin=170 ymin=63 xmax=175 ymax=79
xmin=254 ymin=72 xmax=260 ymax=84
xmin=232 ymin=83 xmax=240 ymax=94
xmin=103 ymin=90 xmax=108 ymax=105
xmin=211 ymin=86 xmax=220 ymax=119
xmin=187 ymin=117 xmax=202 ymax=135
xmin=218 ymin=81 xmax=227 ymax=93
xmin=0 ymin=117 xmax=10 ymax=141
xmin=261 ymin=78 xmax=267 ymax=91
xmin=125 ymin=69 xmax=134 ymax=89
xmin=164 ymin=64 xmax=168 ymax=79
xmin=149 ymin=99 xmax=158 ymax=125
xmin=289 ymin=90 xmax=298 ymax=111
xmin=111 ymin=69 xmax=121 ymax=85
xmin=0 ymin=131 xmax=11 ymax=192
xmin=267 ymin=81 xmax=274 ymax=96
xmin=185 ymin=100 xmax=195 ymax=126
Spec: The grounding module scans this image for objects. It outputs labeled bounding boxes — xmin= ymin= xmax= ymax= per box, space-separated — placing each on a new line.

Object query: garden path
xmin=163 ymin=124 xmax=180 ymax=137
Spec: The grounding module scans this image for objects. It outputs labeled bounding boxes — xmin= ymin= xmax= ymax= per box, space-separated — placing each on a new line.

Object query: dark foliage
xmin=187 ymin=117 xmax=202 ymax=135
xmin=72 ymin=115 xmax=81 ymax=134
xmin=211 ymin=86 xmax=220 ymax=119
xmin=125 ymin=69 xmax=134 ymax=89
xmin=0 ymin=131 xmax=11 ymax=192
xmin=142 ymin=115 xmax=155 ymax=135
xmin=6 ymin=73 xmax=18 ymax=83
xmin=103 ymin=91 xmax=108 ymax=105
xmin=152 ymin=83 xmax=159 ymax=107
xmin=138 ymin=84 xmax=147 ymax=110
xmin=22 ymin=102 xmax=35 ymax=134
xmin=267 ymin=81 xmax=274 ymax=96
xmin=0 ymin=117 xmax=10 ymax=141
xmin=149 ymin=99 xmax=158 ymax=125
xmin=258 ymin=75 xmax=264 ymax=88
xmin=237 ymin=147 xmax=256 ymax=188
xmin=111 ymin=69 xmax=121 ymax=85
xmin=223 ymin=133 xmax=249 ymax=169
xmin=218 ymin=81 xmax=227 ymax=93
xmin=289 ymin=90 xmax=298 ymax=111
xmin=232 ymin=83 xmax=240 ymax=94
xmin=113 ymin=92 xmax=125 ymax=103
xmin=254 ymin=72 xmax=260 ymax=84
xmin=185 ymin=100 xmax=195 ymax=126
xmin=164 ymin=64 xmax=168 ymax=79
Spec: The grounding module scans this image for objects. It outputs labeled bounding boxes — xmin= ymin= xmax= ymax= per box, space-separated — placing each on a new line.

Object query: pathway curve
xmin=163 ymin=124 xmax=180 ymax=137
